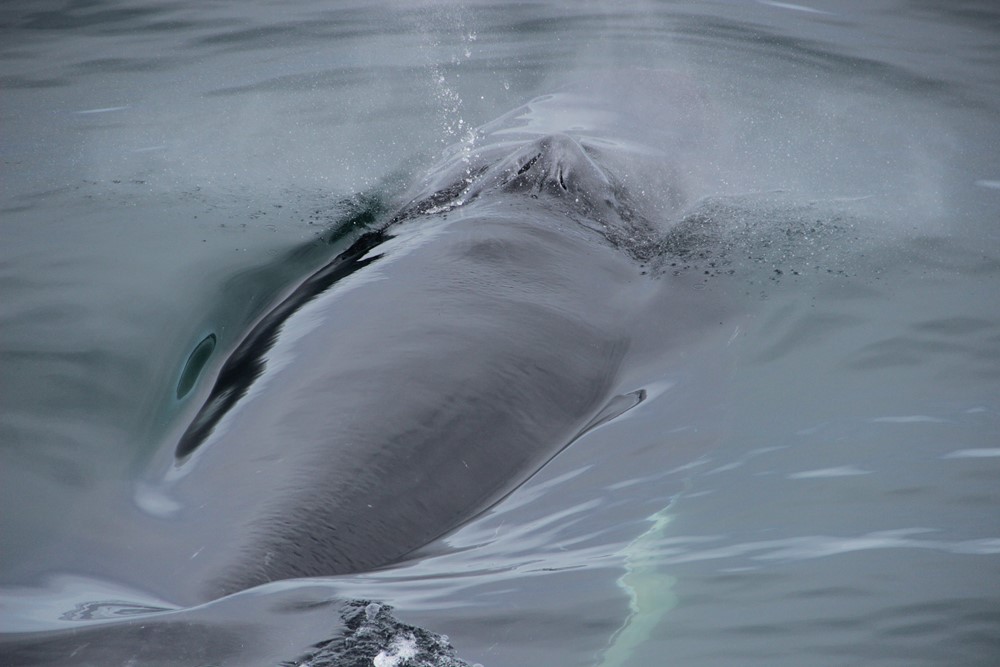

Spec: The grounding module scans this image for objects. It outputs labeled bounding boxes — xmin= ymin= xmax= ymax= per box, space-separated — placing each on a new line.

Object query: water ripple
xmin=650 ymin=528 xmax=1000 ymax=568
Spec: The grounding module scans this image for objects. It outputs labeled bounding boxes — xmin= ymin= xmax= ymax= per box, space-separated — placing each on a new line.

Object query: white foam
xmin=372 ymin=633 xmax=419 ymax=667
xmin=757 ymin=1 xmax=833 ymax=15
xmin=788 ymin=466 xmax=872 ymax=479
xmin=133 ymin=482 xmax=180 ymax=517
xmin=943 ymin=448 xmax=1000 ymax=459
xmin=73 ymin=105 xmax=130 ymax=114
xmin=870 ymin=415 xmax=946 ymax=423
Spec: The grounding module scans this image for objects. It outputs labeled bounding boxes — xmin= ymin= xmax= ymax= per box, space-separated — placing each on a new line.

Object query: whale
xmin=169 ymin=132 xmax=672 ymax=603
xmin=7 ymin=84 xmax=729 ymax=607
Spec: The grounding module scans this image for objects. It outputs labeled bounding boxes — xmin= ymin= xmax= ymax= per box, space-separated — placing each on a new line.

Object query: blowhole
xmin=517 ymin=154 xmax=540 ymax=176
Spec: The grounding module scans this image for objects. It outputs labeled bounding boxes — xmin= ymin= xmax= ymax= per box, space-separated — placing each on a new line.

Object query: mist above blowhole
xmin=71 ymin=1 xmax=954 ymax=252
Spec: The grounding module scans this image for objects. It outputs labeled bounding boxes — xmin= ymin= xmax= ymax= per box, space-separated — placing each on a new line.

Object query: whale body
xmin=11 ymin=84 xmax=725 ymax=606
xmin=170 ymin=130 xmax=663 ymax=601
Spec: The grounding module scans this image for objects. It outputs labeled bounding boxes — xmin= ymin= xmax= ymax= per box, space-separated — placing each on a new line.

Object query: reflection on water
xmin=2 ymin=1 xmax=1000 ymax=666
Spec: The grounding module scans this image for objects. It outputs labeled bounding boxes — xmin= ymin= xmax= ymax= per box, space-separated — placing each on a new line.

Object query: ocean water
xmin=2 ymin=1 xmax=999 ymax=665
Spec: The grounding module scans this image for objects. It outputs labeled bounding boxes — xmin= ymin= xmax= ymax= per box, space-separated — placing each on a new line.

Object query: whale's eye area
xmin=517 ymin=154 xmax=540 ymax=175
xmin=176 ymin=333 xmax=217 ymax=400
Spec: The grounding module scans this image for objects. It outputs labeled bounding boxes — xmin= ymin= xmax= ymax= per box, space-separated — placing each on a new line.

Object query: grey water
xmin=2 ymin=1 xmax=999 ymax=666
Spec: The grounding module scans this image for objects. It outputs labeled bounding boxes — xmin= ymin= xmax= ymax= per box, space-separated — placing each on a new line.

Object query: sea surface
xmin=2 ymin=1 xmax=999 ymax=665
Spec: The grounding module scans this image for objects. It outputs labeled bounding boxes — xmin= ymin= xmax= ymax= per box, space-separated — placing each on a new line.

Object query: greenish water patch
xmin=597 ymin=506 xmax=678 ymax=667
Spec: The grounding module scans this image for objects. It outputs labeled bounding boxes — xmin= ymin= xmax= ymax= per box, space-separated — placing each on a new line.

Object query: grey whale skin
xmin=143 ymin=115 xmax=719 ymax=604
